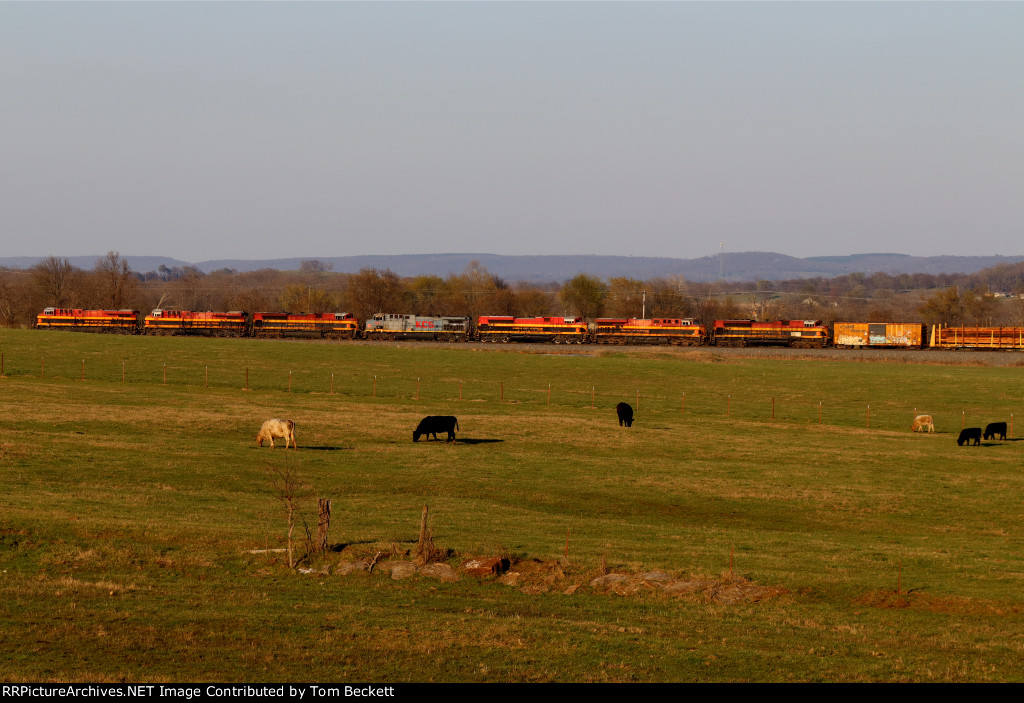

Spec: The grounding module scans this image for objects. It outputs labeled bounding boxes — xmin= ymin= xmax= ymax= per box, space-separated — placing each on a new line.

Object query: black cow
xmin=957 ymin=427 xmax=982 ymax=446
xmin=983 ymin=422 xmax=1007 ymax=441
xmin=616 ymin=402 xmax=634 ymax=427
xmin=413 ymin=415 xmax=459 ymax=442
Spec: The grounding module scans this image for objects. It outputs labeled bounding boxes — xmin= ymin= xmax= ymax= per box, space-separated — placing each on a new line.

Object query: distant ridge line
xmin=3 ymin=252 xmax=1022 ymax=284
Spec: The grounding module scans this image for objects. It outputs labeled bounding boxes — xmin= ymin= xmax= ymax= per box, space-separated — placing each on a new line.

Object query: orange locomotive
xmin=252 ymin=312 xmax=358 ymax=339
xmin=35 ymin=307 xmax=142 ymax=333
xmin=143 ymin=309 xmax=249 ymax=337
xmin=477 ymin=316 xmax=588 ymax=344
xmin=592 ymin=318 xmax=706 ymax=345
xmin=711 ymin=319 xmax=830 ymax=348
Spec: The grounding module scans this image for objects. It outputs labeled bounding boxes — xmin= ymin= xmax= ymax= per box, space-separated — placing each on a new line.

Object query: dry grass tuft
xmin=855 ymin=589 xmax=1024 ymax=616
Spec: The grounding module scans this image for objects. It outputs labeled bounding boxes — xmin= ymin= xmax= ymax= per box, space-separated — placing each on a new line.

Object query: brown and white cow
xmin=256 ymin=419 xmax=297 ymax=449
xmin=911 ymin=414 xmax=934 ymax=433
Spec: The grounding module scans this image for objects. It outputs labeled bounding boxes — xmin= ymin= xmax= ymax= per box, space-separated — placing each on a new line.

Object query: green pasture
xmin=1 ymin=328 xmax=1023 ymax=682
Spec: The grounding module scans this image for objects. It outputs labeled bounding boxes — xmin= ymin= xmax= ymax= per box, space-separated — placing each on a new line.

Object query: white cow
xmin=256 ymin=419 xmax=297 ymax=449
xmin=911 ymin=414 xmax=935 ymax=433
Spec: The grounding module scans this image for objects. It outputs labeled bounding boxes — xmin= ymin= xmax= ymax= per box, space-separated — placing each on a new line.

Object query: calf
xmin=983 ymin=422 xmax=1007 ymax=441
xmin=413 ymin=415 xmax=459 ymax=442
xmin=616 ymin=402 xmax=634 ymax=427
xmin=910 ymin=414 xmax=934 ymax=433
xmin=257 ymin=419 xmax=297 ymax=449
xmin=957 ymin=427 xmax=981 ymax=446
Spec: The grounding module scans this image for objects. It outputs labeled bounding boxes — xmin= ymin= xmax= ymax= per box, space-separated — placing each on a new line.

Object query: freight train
xmin=32 ymin=307 xmax=1024 ymax=351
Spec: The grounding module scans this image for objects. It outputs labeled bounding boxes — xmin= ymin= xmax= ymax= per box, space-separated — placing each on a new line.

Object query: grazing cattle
xmin=984 ymin=422 xmax=1007 ymax=441
xmin=911 ymin=414 xmax=935 ymax=433
xmin=957 ymin=427 xmax=982 ymax=446
xmin=616 ymin=402 xmax=634 ymax=427
xmin=256 ymin=419 xmax=297 ymax=449
xmin=413 ymin=415 xmax=459 ymax=442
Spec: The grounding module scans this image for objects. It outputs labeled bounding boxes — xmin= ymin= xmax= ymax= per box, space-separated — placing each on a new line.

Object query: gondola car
xmin=363 ymin=314 xmax=471 ymax=341
xmin=929 ymin=324 xmax=1024 ymax=350
xmin=477 ymin=316 xmax=588 ymax=343
xmin=712 ymin=319 xmax=829 ymax=347
xmin=143 ymin=309 xmax=249 ymax=337
xmin=833 ymin=323 xmax=926 ymax=349
xmin=592 ymin=318 xmax=706 ymax=345
xmin=252 ymin=312 xmax=358 ymax=339
xmin=35 ymin=307 xmax=142 ymax=333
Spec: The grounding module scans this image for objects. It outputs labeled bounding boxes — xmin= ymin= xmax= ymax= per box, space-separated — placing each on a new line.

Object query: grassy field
xmin=2 ymin=328 xmax=1024 ymax=682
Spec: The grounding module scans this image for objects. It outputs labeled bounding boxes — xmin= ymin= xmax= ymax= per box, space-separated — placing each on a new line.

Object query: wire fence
xmin=1 ymin=348 xmax=1015 ymax=437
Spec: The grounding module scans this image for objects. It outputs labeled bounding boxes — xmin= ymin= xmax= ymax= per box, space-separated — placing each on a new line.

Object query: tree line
xmin=3 ymin=253 xmax=1024 ymax=329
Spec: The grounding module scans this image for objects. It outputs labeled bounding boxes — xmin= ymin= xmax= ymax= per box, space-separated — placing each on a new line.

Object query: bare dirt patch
xmin=319 ymin=546 xmax=787 ymax=604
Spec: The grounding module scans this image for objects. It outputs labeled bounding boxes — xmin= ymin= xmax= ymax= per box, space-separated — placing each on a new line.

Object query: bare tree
xmin=94 ymin=251 xmax=138 ymax=309
xmin=605 ymin=277 xmax=644 ymax=318
xmin=32 ymin=256 xmax=78 ymax=306
xmin=962 ymin=287 xmax=999 ymax=326
xmin=917 ymin=287 xmax=963 ymax=326
xmin=299 ymin=259 xmax=333 ymax=274
xmin=559 ymin=273 xmax=606 ymax=319
xmin=270 ymin=461 xmax=311 ymax=570
xmin=344 ymin=268 xmax=405 ymax=320
xmin=279 ymin=284 xmax=338 ymax=313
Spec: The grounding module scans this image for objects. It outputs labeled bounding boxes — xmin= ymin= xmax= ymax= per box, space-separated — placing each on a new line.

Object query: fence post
xmin=316 ymin=499 xmax=331 ymax=554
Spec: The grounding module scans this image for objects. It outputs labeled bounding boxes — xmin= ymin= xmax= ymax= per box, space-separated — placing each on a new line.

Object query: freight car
xmin=929 ymin=324 xmax=1024 ymax=350
xmin=477 ymin=316 xmax=588 ymax=343
xmin=832 ymin=323 xmax=926 ymax=349
xmin=592 ymin=318 xmax=706 ymax=345
xmin=144 ymin=309 xmax=250 ymax=337
xmin=35 ymin=307 xmax=142 ymax=333
xmin=711 ymin=319 xmax=830 ymax=348
xmin=252 ymin=312 xmax=358 ymax=339
xmin=363 ymin=314 xmax=472 ymax=341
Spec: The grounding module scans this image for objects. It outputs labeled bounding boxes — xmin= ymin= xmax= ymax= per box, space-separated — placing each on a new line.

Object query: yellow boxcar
xmin=833 ymin=323 xmax=925 ymax=349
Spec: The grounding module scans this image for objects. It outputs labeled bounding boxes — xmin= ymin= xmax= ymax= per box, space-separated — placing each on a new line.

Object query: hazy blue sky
xmin=2 ymin=2 xmax=1022 ymax=262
